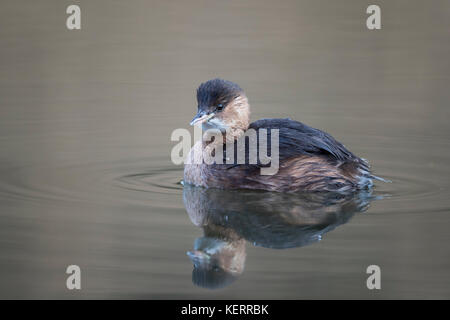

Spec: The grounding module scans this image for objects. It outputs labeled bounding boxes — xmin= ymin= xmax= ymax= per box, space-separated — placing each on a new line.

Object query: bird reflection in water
xmin=183 ymin=185 xmax=380 ymax=290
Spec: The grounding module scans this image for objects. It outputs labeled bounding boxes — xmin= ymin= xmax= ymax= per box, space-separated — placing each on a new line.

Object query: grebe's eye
xmin=216 ymin=104 xmax=224 ymax=111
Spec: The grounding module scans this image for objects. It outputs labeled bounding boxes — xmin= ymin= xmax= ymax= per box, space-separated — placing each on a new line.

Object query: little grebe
xmin=184 ymin=78 xmax=383 ymax=192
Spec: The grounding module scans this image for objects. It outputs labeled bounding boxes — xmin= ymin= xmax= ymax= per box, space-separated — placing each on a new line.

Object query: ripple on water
xmin=0 ymin=157 xmax=184 ymax=210
xmin=356 ymin=134 xmax=450 ymax=214
xmin=114 ymin=167 xmax=183 ymax=195
xmin=1 ymin=134 xmax=449 ymax=215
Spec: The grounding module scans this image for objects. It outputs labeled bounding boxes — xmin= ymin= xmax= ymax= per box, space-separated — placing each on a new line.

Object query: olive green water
xmin=1 ymin=0 xmax=449 ymax=299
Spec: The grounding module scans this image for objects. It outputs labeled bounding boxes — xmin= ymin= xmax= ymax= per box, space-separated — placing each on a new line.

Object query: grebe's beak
xmin=190 ymin=111 xmax=214 ymax=126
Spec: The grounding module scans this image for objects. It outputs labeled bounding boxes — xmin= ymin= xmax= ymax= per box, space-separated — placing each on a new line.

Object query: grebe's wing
xmin=209 ymin=118 xmax=377 ymax=191
xmin=248 ymin=118 xmax=357 ymax=162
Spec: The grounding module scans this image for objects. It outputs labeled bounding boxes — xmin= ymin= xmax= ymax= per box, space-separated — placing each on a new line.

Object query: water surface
xmin=1 ymin=0 xmax=450 ymax=299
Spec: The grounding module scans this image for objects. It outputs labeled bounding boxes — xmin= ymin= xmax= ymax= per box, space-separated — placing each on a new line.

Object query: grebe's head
xmin=190 ymin=78 xmax=250 ymax=133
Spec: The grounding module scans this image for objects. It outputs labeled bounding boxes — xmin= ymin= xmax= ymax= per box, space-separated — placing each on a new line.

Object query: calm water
xmin=1 ymin=1 xmax=450 ymax=299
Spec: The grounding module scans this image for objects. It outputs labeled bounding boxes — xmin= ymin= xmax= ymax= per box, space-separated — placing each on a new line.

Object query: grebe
xmin=184 ymin=78 xmax=382 ymax=192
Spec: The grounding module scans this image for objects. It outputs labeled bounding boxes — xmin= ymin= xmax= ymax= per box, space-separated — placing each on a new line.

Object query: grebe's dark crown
xmin=196 ymin=78 xmax=244 ymax=111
